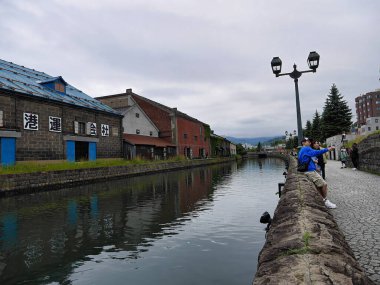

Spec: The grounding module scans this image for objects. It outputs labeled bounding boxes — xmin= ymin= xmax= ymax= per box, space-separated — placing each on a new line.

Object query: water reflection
xmin=0 ymin=214 xmax=18 ymax=249
xmin=0 ymin=158 xmax=284 ymax=285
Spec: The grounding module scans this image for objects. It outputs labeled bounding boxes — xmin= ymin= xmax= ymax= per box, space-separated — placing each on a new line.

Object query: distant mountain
xmin=225 ymin=136 xmax=282 ymax=146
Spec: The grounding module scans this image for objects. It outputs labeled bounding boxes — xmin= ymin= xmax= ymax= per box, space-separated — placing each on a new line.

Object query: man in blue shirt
xmin=298 ymin=137 xmax=336 ymax=209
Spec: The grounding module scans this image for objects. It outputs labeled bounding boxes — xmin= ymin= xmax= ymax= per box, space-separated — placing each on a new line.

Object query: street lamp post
xmin=284 ymin=130 xmax=297 ymax=141
xmin=284 ymin=130 xmax=297 ymax=150
xmin=271 ymin=51 xmax=320 ymax=146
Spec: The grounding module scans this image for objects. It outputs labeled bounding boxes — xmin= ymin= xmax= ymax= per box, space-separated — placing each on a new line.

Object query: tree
xmin=285 ymin=137 xmax=298 ymax=150
xmin=257 ymin=142 xmax=262 ymax=152
xmin=271 ymin=138 xmax=284 ymax=147
xmin=304 ymin=120 xmax=312 ymax=138
xmin=321 ymin=84 xmax=352 ymax=141
xmin=236 ymin=143 xmax=247 ymax=155
xmin=311 ymin=110 xmax=323 ymax=142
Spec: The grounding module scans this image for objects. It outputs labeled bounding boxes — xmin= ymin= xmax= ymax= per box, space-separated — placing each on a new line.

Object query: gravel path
xmin=325 ymin=160 xmax=380 ymax=284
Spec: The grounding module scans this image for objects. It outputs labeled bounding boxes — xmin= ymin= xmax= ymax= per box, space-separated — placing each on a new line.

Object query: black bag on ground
xmin=297 ymin=157 xmax=311 ymax=172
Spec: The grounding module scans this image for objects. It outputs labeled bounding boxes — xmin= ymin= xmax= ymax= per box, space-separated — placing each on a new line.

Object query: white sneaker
xmin=325 ymin=199 xmax=336 ymax=209
xmin=352 ymin=168 xmax=357 ymax=171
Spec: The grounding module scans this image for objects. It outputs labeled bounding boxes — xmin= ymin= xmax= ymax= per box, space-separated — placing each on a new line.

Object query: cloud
xmin=1 ymin=0 xmax=379 ymax=137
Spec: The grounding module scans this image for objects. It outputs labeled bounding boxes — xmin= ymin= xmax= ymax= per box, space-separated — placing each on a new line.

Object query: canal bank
xmin=0 ymin=157 xmax=236 ymax=196
xmin=254 ymin=156 xmax=375 ymax=285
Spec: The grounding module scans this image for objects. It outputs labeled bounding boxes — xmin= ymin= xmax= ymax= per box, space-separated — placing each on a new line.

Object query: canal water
xmin=0 ymin=158 xmax=285 ymax=285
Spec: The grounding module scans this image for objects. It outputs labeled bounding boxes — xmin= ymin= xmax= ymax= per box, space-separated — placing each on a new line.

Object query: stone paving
xmin=325 ymin=160 xmax=380 ymax=284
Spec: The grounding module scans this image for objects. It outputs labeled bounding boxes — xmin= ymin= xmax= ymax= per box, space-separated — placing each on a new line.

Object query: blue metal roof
xmin=38 ymin=76 xmax=68 ymax=85
xmin=0 ymin=59 xmax=120 ymax=115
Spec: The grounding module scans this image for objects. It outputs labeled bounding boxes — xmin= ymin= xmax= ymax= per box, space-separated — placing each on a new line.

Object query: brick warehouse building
xmin=0 ymin=59 xmax=123 ymax=166
xmin=98 ymin=89 xmax=211 ymax=159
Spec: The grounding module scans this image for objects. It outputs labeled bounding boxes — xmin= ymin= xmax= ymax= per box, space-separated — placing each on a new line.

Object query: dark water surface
xmin=0 ymin=158 xmax=285 ymax=285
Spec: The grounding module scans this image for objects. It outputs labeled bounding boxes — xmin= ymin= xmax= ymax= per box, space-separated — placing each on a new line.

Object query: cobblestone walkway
xmin=325 ymin=160 xmax=380 ymax=284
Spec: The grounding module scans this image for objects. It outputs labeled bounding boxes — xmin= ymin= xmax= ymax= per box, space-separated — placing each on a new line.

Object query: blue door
xmin=1 ymin=137 xmax=16 ymax=166
xmin=66 ymin=141 xmax=75 ymax=162
xmin=89 ymin=142 xmax=96 ymax=161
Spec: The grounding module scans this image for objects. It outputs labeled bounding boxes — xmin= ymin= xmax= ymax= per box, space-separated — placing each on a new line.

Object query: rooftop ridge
xmin=0 ymin=58 xmax=120 ymax=115
xmin=130 ymin=92 xmax=207 ymax=124
xmin=0 ymin=59 xmax=50 ymax=79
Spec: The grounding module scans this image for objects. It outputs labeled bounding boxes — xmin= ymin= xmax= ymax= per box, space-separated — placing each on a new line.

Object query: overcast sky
xmin=1 ymin=0 xmax=379 ymax=137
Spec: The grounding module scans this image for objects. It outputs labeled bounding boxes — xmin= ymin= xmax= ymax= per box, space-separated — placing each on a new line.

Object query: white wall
xmin=123 ymin=105 xmax=159 ymax=137
xmin=359 ymin=116 xmax=380 ymax=135
xmin=326 ymin=134 xmax=356 ymax=160
xmin=230 ymin=143 xmax=236 ymax=155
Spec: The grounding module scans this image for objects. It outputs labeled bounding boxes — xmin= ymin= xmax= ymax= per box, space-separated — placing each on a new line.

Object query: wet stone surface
xmin=326 ymin=160 xmax=380 ymax=285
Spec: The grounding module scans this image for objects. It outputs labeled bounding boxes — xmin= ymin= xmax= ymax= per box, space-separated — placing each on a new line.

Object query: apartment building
xmin=355 ymin=90 xmax=380 ymax=127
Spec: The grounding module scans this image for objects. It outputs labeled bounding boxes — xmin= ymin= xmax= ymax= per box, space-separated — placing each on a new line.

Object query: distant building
xmin=0 ymin=59 xmax=123 ymax=166
xmin=358 ymin=116 xmax=380 ymax=135
xmin=355 ymin=90 xmax=380 ymax=127
xmin=230 ymin=142 xmax=237 ymax=156
xmin=210 ymin=133 xmax=231 ymax=157
xmin=97 ymin=89 xmax=210 ymax=159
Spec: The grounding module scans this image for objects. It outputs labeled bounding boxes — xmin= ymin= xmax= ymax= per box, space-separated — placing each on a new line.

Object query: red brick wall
xmin=176 ymin=116 xmax=210 ymax=158
xmin=355 ymin=91 xmax=380 ymax=126
xmin=130 ymin=93 xmax=210 ymax=157
xmin=132 ymin=95 xmax=172 ymax=135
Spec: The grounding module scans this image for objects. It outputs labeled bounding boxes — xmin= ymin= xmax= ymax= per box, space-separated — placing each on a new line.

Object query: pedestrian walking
xmin=340 ymin=147 xmax=348 ymax=168
xmin=298 ymin=138 xmax=336 ymax=209
xmin=351 ymin=143 xmax=359 ymax=170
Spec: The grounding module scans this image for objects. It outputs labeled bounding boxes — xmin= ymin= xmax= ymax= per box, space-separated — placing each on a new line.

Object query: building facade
xmin=210 ymin=133 xmax=231 ymax=157
xmin=98 ymin=89 xmax=211 ymax=159
xmin=175 ymin=114 xmax=210 ymax=158
xmin=0 ymin=59 xmax=123 ymax=166
xmin=95 ymin=94 xmax=160 ymax=137
xmin=355 ymin=90 xmax=380 ymax=127
xmin=358 ymin=116 xmax=380 ymax=135
xmin=96 ymin=92 xmax=176 ymax=159
xmin=230 ymin=143 xmax=237 ymax=155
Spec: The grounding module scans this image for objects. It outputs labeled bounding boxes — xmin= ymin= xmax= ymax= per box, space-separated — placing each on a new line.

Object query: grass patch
xmin=0 ymin=156 xmax=193 ymax=175
xmin=282 ymin=232 xmax=312 ymax=256
xmin=302 ymin=231 xmax=311 ymax=246
xmin=344 ymin=130 xmax=380 ymax=148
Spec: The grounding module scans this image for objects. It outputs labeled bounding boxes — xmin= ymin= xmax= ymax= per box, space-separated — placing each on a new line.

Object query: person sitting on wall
xmin=298 ymin=138 xmax=336 ymax=209
xmin=341 ymin=132 xmax=346 ymax=143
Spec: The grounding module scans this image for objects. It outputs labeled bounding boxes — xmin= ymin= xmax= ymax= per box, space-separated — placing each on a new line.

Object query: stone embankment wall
xmin=253 ymin=156 xmax=374 ymax=285
xmin=357 ymin=133 xmax=380 ymax=174
xmin=0 ymin=158 xmax=234 ymax=196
